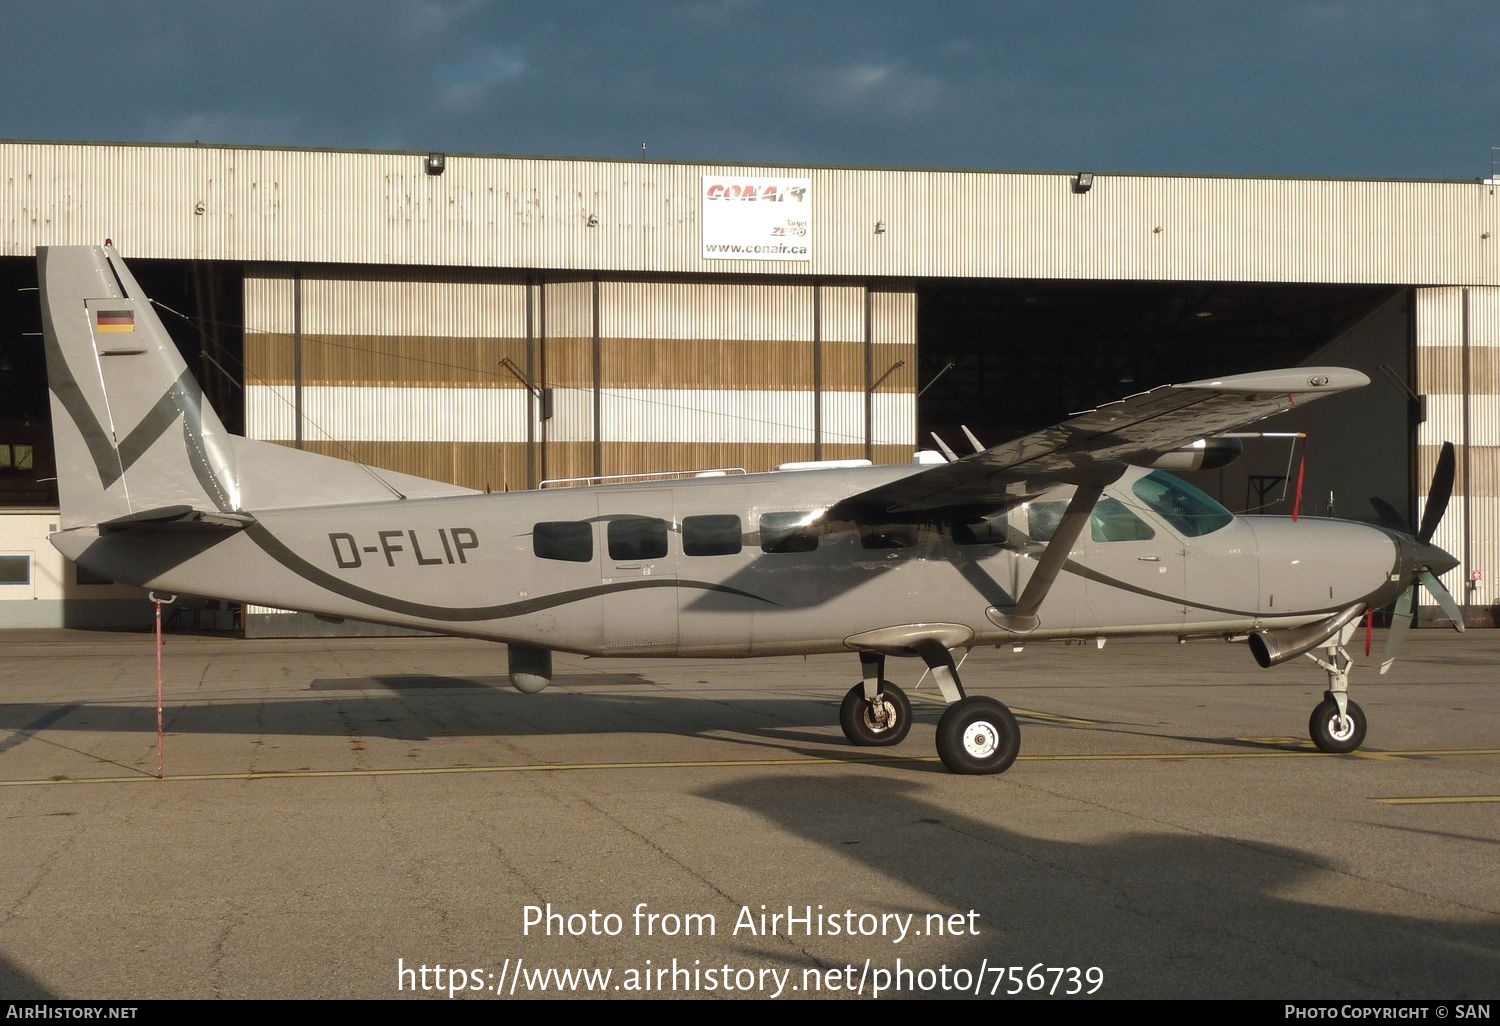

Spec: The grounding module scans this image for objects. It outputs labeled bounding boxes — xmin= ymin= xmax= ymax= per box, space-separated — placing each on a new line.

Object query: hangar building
xmin=0 ymin=141 xmax=1495 ymax=634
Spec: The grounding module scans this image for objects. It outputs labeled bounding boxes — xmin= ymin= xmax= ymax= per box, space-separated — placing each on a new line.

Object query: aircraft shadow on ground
xmin=0 ymin=681 xmax=1310 ymax=757
xmin=0 ymin=951 xmax=56 ymax=999
xmin=696 ymin=773 xmax=1500 ymax=999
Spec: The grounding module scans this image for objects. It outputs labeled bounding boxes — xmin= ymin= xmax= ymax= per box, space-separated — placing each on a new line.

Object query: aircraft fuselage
xmin=53 ymin=463 xmax=1406 ymax=658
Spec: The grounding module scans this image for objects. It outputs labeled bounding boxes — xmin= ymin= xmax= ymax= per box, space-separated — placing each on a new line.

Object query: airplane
xmin=36 ymin=244 xmax=1465 ymax=774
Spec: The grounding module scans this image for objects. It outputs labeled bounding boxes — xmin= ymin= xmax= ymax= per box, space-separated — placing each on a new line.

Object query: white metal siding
xmin=1415 ymin=285 xmax=1500 ymax=612
xmin=4 ymin=142 xmax=1495 ymax=284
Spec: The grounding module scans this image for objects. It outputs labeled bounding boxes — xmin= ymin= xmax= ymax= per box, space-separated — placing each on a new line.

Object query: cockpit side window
xmin=1089 ymin=498 xmax=1155 ymax=542
xmin=1131 ymin=470 xmax=1232 ymax=537
xmin=1026 ymin=497 xmax=1155 ymax=543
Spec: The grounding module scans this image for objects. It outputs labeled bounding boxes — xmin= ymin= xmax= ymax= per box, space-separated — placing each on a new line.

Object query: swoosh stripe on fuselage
xmin=242 ymin=522 xmax=778 ymax=622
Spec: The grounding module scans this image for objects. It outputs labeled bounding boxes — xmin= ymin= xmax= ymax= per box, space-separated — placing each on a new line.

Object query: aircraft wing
xmin=828 ymin=367 xmax=1369 ymax=519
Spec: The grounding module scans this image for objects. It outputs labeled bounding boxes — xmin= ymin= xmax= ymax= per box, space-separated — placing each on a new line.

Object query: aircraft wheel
xmin=936 ymin=696 xmax=1020 ymax=775
xmin=839 ymin=682 xmax=912 ymax=747
xmin=1309 ymin=697 xmax=1367 ymax=754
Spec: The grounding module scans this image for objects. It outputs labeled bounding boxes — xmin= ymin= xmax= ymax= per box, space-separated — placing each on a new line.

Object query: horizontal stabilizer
xmin=99 ymin=505 xmax=257 ymax=533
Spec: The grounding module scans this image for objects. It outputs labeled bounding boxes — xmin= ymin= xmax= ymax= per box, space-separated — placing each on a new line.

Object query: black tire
xmin=936 ymin=696 xmax=1020 ymax=775
xmin=1308 ymin=697 xmax=1367 ymax=754
xmin=839 ymin=681 xmax=912 ymax=747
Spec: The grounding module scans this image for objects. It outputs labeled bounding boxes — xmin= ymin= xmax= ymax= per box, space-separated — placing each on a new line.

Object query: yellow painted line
xmin=0 ymin=747 xmax=1496 ymax=787
xmin=1375 ymin=795 xmax=1500 ymax=806
xmin=1011 ymin=707 xmax=1103 ymax=727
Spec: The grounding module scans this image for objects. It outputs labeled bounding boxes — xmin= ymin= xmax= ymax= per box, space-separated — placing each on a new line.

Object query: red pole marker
xmin=155 ymin=600 xmax=164 ymax=779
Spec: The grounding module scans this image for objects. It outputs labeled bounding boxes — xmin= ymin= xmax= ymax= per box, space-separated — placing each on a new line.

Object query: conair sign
xmin=702 ymin=176 xmax=811 ymax=261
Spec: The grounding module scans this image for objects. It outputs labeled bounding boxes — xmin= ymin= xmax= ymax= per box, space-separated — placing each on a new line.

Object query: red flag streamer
xmin=1291 ymin=443 xmax=1307 ymax=522
xmin=1364 ymin=608 xmax=1374 ymax=658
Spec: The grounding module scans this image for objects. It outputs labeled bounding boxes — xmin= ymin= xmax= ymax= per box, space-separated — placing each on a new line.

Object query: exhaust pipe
xmin=1249 ymin=604 xmax=1365 ymax=668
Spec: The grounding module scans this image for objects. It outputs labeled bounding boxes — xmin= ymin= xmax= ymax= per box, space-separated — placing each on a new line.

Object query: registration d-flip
xmin=38 ymin=245 xmax=1464 ymax=775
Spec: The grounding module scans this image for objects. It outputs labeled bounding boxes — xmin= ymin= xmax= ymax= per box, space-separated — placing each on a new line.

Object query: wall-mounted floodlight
xmin=874 ymin=220 xmax=887 ymax=234
xmin=425 ymin=152 xmax=447 ymax=176
xmin=1072 ymin=172 xmax=1094 ymax=194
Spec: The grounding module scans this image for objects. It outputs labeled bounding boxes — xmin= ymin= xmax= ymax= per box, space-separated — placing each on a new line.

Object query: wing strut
xmin=986 ymin=483 xmax=1105 ymax=634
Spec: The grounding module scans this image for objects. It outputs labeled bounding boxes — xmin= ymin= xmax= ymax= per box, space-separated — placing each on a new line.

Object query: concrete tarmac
xmin=0 ymin=627 xmax=1495 ymax=1000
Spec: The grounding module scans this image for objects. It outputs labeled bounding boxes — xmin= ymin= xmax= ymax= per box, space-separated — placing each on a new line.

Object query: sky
xmin=3 ymin=1 xmax=1497 ymax=181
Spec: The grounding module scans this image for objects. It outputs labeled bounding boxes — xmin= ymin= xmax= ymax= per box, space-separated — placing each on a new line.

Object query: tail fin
xmin=41 ymin=245 xmax=239 ymax=529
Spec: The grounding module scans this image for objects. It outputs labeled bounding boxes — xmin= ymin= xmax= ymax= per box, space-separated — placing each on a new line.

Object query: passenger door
xmin=1075 ymin=496 xmax=1187 ymax=631
xmin=596 ymin=491 xmax=678 ymax=653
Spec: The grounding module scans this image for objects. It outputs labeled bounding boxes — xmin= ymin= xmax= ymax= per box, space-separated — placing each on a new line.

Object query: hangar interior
xmin=0 ymin=256 xmax=244 ymax=510
xmin=2 ymin=253 xmax=1413 ymax=523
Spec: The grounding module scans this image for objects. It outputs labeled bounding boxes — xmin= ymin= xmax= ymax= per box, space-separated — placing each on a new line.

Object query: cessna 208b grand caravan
xmin=39 ymin=245 xmax=1464 ymax=774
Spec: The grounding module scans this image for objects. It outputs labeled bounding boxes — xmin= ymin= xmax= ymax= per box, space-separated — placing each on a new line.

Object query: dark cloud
xmin=2 ymin=1 xmax=1494 ymax=178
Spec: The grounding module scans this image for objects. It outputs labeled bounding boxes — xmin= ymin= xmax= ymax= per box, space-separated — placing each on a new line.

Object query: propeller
xmin=1379 ymin=442 xmax=1464 ymax=674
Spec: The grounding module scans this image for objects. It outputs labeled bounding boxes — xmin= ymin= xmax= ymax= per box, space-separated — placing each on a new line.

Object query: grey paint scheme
xmin=40 ymin=245 xmax=1424 ymax=662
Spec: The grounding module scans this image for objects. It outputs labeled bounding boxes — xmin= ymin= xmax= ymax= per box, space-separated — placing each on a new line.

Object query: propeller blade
xmin=1368 ymin=496 xmax=1408 ymax=534
xmin=1417 ymin=441 xmax=1456 ymax=545
xmin=1380 ymin=585 xmax=1415 ymax=674
xmin=1418 ymin=569 xmax=1466 ymax=632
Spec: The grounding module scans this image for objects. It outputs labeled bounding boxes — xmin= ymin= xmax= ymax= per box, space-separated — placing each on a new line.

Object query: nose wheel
xmin=1309 ymin=694 xmax=1367 ymax=754
xmin=1303 ymin=621 xmax=1370 ymax=754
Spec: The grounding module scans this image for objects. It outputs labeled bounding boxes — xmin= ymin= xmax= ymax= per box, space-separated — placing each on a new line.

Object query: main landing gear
xmin=840 ymin=646 xmax=1020 ymax=775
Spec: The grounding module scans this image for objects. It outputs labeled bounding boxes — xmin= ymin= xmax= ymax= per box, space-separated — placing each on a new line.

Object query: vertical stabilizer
xmin=41 ymin=245 xmax=239 ymax=529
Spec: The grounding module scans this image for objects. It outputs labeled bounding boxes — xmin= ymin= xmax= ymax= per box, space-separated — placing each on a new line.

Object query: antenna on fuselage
xmin=929 ymin=433 xmax=959 ymax=462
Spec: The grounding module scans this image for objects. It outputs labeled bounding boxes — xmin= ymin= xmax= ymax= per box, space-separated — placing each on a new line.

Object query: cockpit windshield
xmin=1131 ymin=470 xmax=1233 ymax=537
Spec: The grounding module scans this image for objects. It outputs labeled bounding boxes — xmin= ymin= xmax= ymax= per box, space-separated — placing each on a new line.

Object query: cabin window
xmin=0 ymin=445 xmax=32 ymax=472
xmin=858 ymin=524 xmax=915 ymax=549
xmin=758 ymin=511 xmax=820 ymax=553
xmin=533 ymin=521 xmax=593 ymax=562
xmin=1089 ymin=498 xmax=1155 ymax=542
xmin=1026 ymin=501 xmax=1068 ymax=542
xmin=608 ymin=517 xmax=669 ymax=560
xmin=0 ymin=554 xmax=30 ymax=585
xmin=1132 ymin=471 xmax=1232 ymax=537
xmin=683 ymin=514 xmax=742 ymax=556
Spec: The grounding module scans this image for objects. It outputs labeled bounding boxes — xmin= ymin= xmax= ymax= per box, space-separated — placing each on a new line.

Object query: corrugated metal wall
xmin=246 ymin=269 xmax=917 ymax=490
xmin=1415 ymin=285 xmax=1500 ymax=620
xmin=245 ymin=266 xmax=535 ymax=493
xmin=4 ymin=142 xmax=1494 ymax=285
